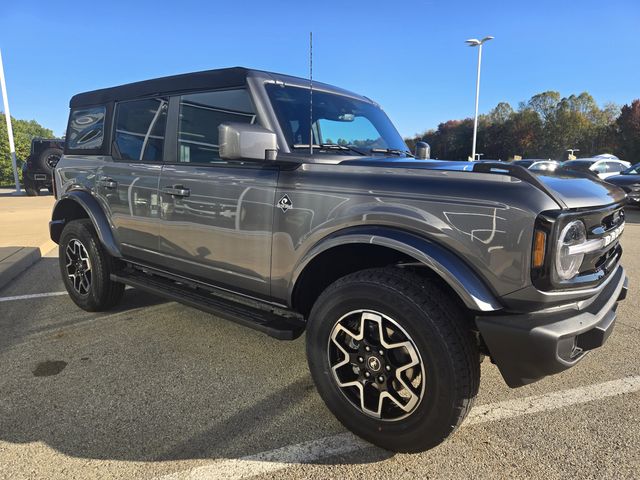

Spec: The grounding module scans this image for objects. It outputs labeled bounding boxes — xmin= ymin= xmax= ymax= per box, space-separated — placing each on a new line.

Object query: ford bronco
xmin=50 ymin=67 xmax=628 ymax=452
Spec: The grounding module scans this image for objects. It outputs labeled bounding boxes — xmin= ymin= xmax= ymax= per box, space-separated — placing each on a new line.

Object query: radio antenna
xmin=309 ymin=31 xmax=313 ymax=155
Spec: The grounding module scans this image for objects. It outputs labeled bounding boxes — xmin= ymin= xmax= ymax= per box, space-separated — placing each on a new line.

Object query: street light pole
xmin=0 ymin=49 xmax=21 ymax=194
xmin=465 ymin=36 xmax=494 ymax=161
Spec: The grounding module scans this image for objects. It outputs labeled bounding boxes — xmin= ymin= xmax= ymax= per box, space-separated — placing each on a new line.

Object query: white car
xmin=512 ymin=159 xmax=561 ymax=172
xmin=562 ymin=158 xmax=631 ymax=180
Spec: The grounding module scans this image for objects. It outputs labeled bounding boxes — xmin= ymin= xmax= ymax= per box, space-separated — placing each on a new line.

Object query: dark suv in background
xmin=50 ymin=67 xmax=628 ymax=453
xmin=22 ymin=137 xmax=64 ymax=195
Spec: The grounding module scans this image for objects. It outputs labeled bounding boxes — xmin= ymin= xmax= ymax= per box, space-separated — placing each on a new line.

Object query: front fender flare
xmin=291 ymin=226 xmax=501 ymax=312
xmin=50 ymin=190 xmax=122 ymax=258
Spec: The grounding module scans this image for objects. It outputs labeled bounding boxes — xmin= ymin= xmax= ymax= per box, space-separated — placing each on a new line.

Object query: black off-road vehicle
xmin=22 ymin=137 xmax=64 ymax=196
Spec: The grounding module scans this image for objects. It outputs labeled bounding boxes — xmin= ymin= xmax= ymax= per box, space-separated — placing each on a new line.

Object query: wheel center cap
xmin=367 ymin=356 xmax=382 ymax=372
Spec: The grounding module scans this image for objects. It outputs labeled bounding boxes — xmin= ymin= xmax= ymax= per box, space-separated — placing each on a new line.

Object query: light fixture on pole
xmin=566 ymin=148 xmax=580 ymax=160
xmin=465 ymin=36 xmax=494 ymax=162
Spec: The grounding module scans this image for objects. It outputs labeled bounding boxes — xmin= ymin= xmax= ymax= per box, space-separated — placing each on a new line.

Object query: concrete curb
xmin=0 ymin=240 xmax=57 ymax=291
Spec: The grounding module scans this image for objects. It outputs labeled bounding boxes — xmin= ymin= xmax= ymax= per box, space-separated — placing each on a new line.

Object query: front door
xmin=95 ymin=97 xmax=168 ymax=264
xmin=158 ymin=89 xmax=277 ymax=297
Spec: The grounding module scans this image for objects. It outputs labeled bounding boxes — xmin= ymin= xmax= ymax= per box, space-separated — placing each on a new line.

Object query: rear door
xmin=157 ymin=89 xmax=278 ymax=297
xmin=95 ymin=97 xmax=168 ymax=264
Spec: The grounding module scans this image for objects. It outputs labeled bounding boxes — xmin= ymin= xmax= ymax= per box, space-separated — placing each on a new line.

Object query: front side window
xmin=592 ymin=162 xmax=607 ymax=174
xmin=67 ymin=106 xmax=106 ymax=150
xmin=114 ymin=98 xmax=168 ymax=162
xmin=177 ymin=89 xmax=256 ymax=164
xmin=265 ymin=84 xmax=408 ymax=154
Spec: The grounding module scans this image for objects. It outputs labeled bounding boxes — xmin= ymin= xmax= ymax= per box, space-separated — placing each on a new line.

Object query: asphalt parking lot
xmin=0 ymin=213 xmax=639 ymax=480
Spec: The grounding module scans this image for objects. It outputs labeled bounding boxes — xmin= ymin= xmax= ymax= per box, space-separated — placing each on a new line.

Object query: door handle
xmin=100 ymin=178 xmax=118 ymax=189
xmin=162 ymin=185 xmax=190 ymax=197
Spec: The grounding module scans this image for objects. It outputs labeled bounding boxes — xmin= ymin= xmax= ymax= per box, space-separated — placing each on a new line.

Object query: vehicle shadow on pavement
xmin=0 ymin=257 xmax=169 ymax=353
xmin=0 ymin=294 xmax=391 ymax=467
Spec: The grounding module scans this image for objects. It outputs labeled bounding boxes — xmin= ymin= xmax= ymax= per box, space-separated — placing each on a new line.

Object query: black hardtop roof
xmin=69 ymin=66 xmax=370 ymax=108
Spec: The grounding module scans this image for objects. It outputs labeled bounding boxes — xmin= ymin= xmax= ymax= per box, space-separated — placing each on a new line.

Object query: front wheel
xmin=306 ymin=268 xmax=480 ymax=453
xmin=58 ymin=219 xmax=125 ymax=311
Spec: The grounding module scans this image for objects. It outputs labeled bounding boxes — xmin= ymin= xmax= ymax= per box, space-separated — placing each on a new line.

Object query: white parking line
xmin=158 ymin=375 xmax=640 ymax=480
xmin=0 ymin=291 xmax=67 ymax=302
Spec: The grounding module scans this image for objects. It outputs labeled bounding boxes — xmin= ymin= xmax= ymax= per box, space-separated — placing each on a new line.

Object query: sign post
xmin=0 ymin=48 xmax=22 ymax=194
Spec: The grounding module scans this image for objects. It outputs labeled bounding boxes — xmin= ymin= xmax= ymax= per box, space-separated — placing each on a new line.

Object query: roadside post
xmin=0 ymin=48 xmax=22 ymax=195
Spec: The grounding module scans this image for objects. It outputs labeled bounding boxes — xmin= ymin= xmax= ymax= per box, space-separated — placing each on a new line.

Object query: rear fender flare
xmin=50 ymin=190 xmax=121 ymax=258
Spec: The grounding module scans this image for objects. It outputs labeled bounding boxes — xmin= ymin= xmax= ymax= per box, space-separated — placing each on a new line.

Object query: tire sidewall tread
xmin=306 ymin=267 xmax=480 ymax=453
xmin=58 ymin=219 xmax=124 ymax=311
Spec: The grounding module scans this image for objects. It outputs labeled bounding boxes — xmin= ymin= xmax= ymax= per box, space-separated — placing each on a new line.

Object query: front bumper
xmin=476 ymin=265 xmax=628 ymax=387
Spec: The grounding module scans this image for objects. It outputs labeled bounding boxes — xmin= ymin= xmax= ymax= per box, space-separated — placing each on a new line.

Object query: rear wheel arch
xmin=290 ymin=227 xmax=501 ymax=317
xmin=50 ymin=191 xmax=121 ymax=258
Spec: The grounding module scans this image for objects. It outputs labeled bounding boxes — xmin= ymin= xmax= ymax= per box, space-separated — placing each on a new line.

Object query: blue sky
xmin=2 ymin=0 xmax=639 ymax=137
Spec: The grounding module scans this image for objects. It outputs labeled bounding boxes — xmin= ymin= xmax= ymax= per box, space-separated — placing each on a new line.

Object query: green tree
xmin=0 ymin=113 xmax=54 ymax=185
xmin=616 ymin=100 xmax=640 ymax=161
xmin=527 ymin=91 xmax=560 ymax=122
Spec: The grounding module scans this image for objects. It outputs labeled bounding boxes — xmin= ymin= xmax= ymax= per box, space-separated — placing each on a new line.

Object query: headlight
xmin=555 ymin=220 xmax=587 ymax=281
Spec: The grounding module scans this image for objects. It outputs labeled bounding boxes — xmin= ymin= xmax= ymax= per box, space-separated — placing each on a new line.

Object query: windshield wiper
xmin=292 ymin=144 xmax=366 ymax=156
xmin=370 ymin=148 xmax=415 ymax=158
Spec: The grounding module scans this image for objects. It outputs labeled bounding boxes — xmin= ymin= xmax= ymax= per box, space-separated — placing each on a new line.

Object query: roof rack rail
xmin=472 ymin=162 xmax=568 ymax=209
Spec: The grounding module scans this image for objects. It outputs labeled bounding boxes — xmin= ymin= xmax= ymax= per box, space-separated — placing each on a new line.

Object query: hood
xmin=339 ymin=157 xmax=626 ymax=209
xmin=606 ymin=174 xmax=640 ymax=187
xmin=533 ymin=173 xmax=626 ymax=209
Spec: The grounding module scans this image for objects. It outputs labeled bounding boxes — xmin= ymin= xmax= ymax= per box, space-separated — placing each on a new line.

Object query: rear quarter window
xmin=66 ymin=106 xmax=106 ymax=151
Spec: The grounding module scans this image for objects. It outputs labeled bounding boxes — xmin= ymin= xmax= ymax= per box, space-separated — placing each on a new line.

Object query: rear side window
xmin=114 ymin=98 xmax=168 ymax=162
xmin=67 ymin=106 xmax=106 ymax=150
xmin=606 ymin=162 xmax=625 ymax=173
xmin=177 ymin=89 xmax=255 ymax=164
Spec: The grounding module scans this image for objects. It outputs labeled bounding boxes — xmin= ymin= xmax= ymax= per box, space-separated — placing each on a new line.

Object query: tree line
xmin=406 ymin=92 xmax=640 ymax=162
xmin=0 ymin=113 xmax=54 ymax=185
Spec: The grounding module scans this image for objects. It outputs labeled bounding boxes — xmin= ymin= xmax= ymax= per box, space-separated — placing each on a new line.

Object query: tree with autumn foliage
xmin=407 ymin=92 xmax=637 ymax=162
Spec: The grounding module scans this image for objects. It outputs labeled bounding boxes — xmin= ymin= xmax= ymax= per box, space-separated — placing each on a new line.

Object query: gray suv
xmin=50 ymin=67 xmax=628 ymax=452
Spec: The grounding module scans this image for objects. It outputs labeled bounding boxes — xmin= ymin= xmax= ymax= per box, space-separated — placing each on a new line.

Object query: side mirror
xmin=415 ymin=141 xmax=430 ymax=160
xmin=219 ymin=123 xmax=278 ymax=161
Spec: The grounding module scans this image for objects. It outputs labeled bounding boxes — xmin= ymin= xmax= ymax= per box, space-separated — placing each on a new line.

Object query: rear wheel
xmin=306 ymin=267 xmax=480 ymax=452
xmin=35 ymin=147 xmax=62 ymax=173
xmin=23 ymin=179 xmax=40 ymax=196
xmin=58 ymin=219 xmax=124 ymax=311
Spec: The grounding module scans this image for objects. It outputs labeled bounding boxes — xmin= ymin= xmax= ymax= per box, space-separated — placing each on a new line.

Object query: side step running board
xmin=110 ymin=270 xmax=305 ymax=340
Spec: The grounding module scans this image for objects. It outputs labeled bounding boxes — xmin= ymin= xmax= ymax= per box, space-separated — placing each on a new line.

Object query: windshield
xmin=512 ymin=160 xmax=533 ymax=168
xmin=623 ymin=163 xmax=640 ymax=175
xmin=266 ymin=84 xmax=408 ymax=154
xmin=562 ymin=160 xmax=595 ymax=171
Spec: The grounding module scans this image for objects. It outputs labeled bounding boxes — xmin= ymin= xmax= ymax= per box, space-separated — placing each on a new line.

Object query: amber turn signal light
xmin=532 ymin=230 xmax=546 ymax=268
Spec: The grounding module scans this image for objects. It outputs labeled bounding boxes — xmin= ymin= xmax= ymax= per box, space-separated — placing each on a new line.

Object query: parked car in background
xmin=512 ymin=159 xmax=561 ymax=172
xmin=606 ymin=163 xmax=640 ymax=206
xmin=560 ymin=158 xmax=631 ymax=180
xmin=22 ymin=138 xmax=64 ymax=196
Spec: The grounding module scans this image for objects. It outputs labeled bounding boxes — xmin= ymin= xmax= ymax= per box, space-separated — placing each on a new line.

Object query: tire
xmin=24 ymin=179 xmax=40 ymax=196
xmin=306 ymin=267 xmax=480 ymax=453
xmin=35 ymin=147 xmax=63 ymax=173
xmin=58 ymin=219 xmax=125 ymax=311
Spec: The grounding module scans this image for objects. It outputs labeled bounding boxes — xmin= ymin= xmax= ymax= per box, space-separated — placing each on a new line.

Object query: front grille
xmin=533 ymin=202 xmax=625 ymax=292
xmin=579 ymin=205 xmax=625 ymax=278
